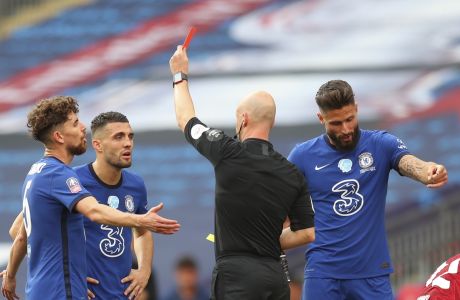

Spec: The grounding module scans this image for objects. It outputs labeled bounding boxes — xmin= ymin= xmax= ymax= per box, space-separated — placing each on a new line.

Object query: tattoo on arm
xmin=398 ymin=155 xmax=431 ymax=184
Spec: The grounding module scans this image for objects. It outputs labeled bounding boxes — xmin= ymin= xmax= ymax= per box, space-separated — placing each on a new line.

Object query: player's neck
xmin=44 ymin=147 xmax=74 ymax=165
xmin=92 ymin=160 xmax=122 ymax=185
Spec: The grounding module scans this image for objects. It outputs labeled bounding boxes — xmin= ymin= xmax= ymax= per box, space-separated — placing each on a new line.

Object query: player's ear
xmin=92 ymin=139 xmax=102 ymax=152
xmin=52 ymin=130 xmax=64 ymax=144
xmin=242 ymin=113 xmax=248 ymax=127
xmin=317 ymin=112 xmax=325 ymax=125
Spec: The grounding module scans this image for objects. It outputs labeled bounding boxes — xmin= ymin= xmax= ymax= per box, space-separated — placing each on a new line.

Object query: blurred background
xmin=0 ymin=0 xmax=459 ymax=299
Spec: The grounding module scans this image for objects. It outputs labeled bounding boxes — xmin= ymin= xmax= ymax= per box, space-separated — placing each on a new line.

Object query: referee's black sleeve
xmin=289 ymin=175 xmax=314 ymax=231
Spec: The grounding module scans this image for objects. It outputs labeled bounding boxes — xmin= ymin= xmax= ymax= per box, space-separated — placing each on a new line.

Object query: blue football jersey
xmin=288 ymin=130 xmax=410 ymax=279
xmin=22 ymin=157 xmax=91 ymax=300
xmin=74 ymin=163 xmax=148 ymax=299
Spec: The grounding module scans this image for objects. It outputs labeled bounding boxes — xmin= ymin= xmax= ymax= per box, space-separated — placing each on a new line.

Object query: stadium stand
xmin=0 ymin=0 xmax=90 ymax=39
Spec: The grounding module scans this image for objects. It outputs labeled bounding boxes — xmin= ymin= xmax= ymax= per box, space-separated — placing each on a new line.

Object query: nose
xmin=124 ymin=137 xmax=133 ymax=148
xmin=342 ymin=122 xmax=353 ymax=134
xmin=80 ymin=122 xmax=86 ymax=133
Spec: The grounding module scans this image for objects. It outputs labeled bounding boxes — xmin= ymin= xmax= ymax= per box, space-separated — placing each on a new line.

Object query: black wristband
xmin=173 ymin=72 xmax=188 ymax=86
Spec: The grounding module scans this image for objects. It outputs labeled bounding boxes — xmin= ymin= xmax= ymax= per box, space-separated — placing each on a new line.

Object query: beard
xmin=107 ymin=155 xmax=132 ymax=169
xmin=68 ymin=140 xmax=87 ymax=156
xmin=327 ymin=125 xmax=360 ymax=151
xmin=110 ymin=160 xmax=132 ymax=169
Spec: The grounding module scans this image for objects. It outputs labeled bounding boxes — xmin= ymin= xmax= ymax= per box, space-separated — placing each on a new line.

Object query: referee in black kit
xmin=169 ymin=46 xmax=315 ymax=299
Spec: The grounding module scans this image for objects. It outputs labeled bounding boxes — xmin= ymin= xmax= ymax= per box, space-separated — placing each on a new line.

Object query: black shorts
xmin=211 ymin=255 xmax=289 ymax=300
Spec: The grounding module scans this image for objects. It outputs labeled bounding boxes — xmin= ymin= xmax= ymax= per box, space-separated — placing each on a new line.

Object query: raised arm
xmin=169 ymin=45 xmax=196 ymax=131
xmin=75 ymin=197 xmax=180 ymax=234
xmin=398 ymin=154 xmax=448 ymax=188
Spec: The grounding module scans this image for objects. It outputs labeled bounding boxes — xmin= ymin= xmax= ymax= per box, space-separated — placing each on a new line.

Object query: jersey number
xmin=332 ymin=179 xmax=364 ymax=216
xmin=23 ymin=180 xmax=32 ymax=237
xmin=426 ymin=258 xmax=460 ymax=290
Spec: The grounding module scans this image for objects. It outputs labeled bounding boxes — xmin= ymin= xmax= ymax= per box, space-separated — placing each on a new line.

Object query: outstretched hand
xmin=139 ymin=203 xmax=180 ymax=234
xmin=426 ymin=164 xmax=448 ymax=188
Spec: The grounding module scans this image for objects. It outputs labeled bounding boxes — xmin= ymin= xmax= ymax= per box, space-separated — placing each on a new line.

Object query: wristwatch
xmin=173 ymin=72 xmax=188 ymax=86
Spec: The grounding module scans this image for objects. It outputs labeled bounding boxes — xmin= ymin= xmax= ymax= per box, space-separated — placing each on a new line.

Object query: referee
xmin=169 ymin=46 xmax=315 ymax=299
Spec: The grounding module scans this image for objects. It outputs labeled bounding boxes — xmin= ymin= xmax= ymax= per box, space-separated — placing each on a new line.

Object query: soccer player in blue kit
xmin=1 ymin=97 xmax=180 ymax=300
xmin=74 ymin=111 xmax=155 ymax=299
xmin=288 ymin=80 xmax=448 ymax=300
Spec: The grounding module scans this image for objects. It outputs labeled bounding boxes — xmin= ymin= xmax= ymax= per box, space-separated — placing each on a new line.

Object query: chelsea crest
xmin=125 ymin=195 xmax=135 ymax=213
xmin=358 ymin=152 xmax=375 ymax=173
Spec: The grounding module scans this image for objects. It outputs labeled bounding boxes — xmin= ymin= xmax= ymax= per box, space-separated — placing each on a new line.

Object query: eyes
xmin=329 ymin=116 xmax=354 ymax=127
xmin=113 ymin=132 xmax=134 ymax=141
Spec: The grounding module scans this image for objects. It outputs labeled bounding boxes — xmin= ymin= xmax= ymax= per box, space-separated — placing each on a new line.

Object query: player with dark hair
xmin=169 ymin=46 xmax=315 ymax=299
xmin=1 ymin=97 xmax=180 ymax=300
xmin=75 ymin=111 xmax=155 ymax=299
xmin=288 ymin=80 xmax=448 ymax=300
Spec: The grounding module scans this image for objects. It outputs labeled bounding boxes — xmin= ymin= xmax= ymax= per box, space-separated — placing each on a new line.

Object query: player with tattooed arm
xmin=288 ymin=80 xmax=448 ymax=300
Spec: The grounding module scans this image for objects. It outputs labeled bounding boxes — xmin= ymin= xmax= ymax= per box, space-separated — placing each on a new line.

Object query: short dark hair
xmin=27 ymin=96 xmax=79 ymax=144
xmin=175 ymin=256 xmax=198 ymax=270
xmin=315 ymin=80 xmax=355 ymax=112
xmin=91 ymin=111 xmax=129 ymax=135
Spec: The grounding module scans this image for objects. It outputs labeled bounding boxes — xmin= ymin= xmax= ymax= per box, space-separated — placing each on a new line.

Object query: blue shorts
xmin=303 ymin=276 xmax=394 ymax=300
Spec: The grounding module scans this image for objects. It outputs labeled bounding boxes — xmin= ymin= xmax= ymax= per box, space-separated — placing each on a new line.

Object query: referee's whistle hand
xmin=140 ymin=202 xmax=181 ymax=234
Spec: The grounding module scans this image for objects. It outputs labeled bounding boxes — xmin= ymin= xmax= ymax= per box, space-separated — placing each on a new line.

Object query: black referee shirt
xmin=185 ymin=117 xmax=314 ymax=260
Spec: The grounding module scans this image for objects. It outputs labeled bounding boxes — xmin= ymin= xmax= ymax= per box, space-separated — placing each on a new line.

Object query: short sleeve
xmin=136 ymin=178 xmax=148 ymax=214
xmin=184 ymin=117 xmax=239 ymax=166
xmin=50 ymin=165 xmax=91 ymax=212
xmin=379 ymin=132 xmax=411 ymax=172
xmin=289 ymin=178 xmax=315 ymax=231
xmin=288 ymin=145 xmax=305 ymax=175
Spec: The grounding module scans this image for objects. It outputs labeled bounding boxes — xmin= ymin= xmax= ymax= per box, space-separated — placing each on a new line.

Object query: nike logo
xmin=315 ymin=164 xmax=331 ymax=171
